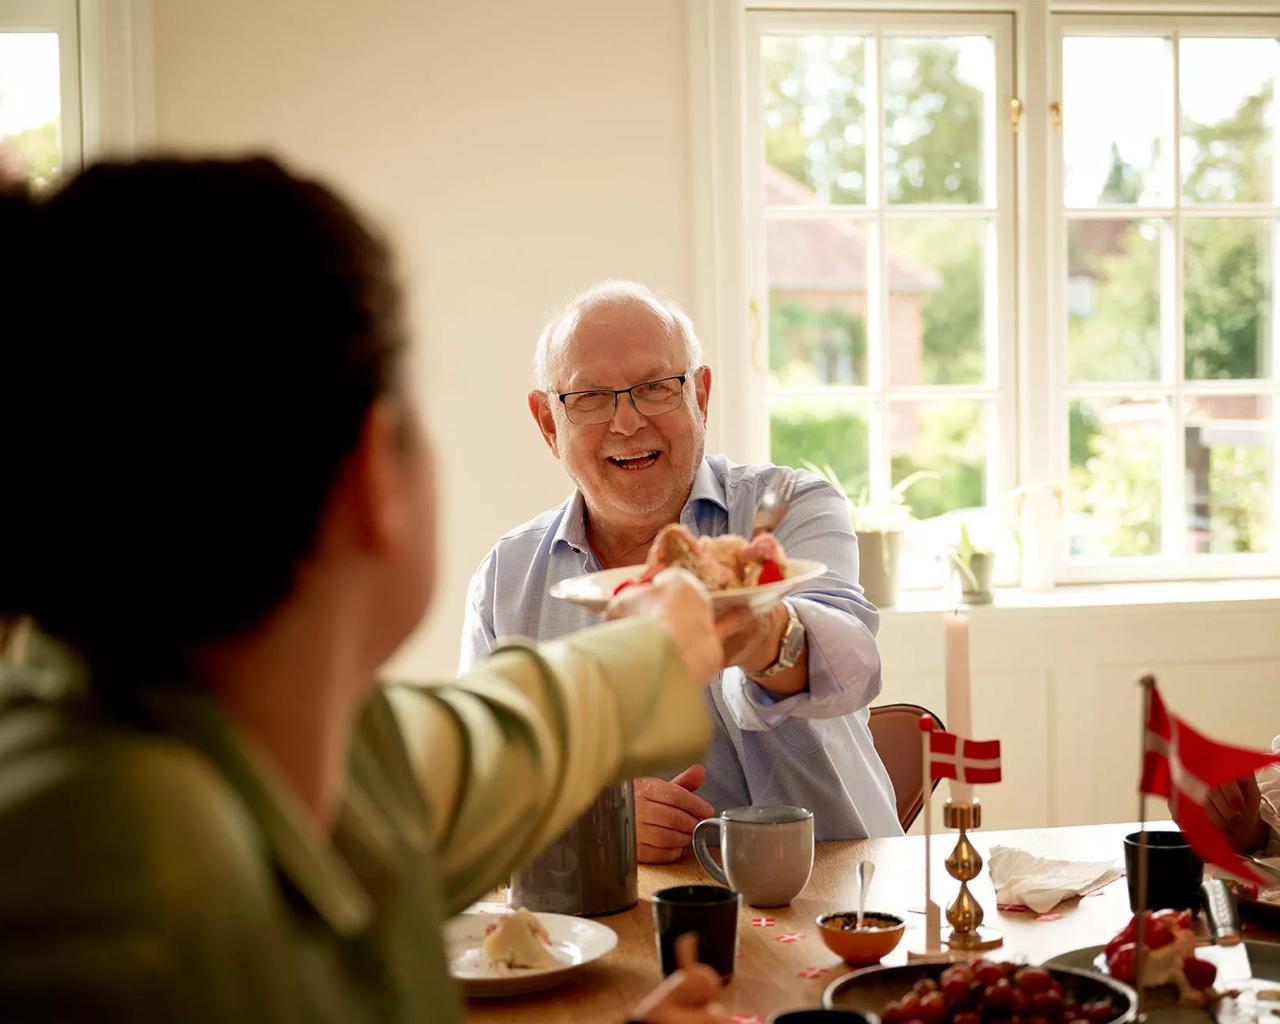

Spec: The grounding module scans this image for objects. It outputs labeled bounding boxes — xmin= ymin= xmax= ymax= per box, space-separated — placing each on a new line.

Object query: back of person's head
xmin=0 ymin=156 xmax=407 ymax=674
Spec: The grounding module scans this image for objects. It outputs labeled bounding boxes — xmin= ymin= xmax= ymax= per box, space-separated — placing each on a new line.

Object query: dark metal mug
xmin=510 ymin=780 xmax=637 ymax=916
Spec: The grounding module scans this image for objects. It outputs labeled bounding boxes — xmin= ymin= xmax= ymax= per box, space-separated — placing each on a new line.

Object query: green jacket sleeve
xmin=383 ymin=619 xmax=710 ymax=913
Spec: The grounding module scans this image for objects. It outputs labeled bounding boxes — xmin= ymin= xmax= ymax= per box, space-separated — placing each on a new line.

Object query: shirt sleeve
xmin=384 ymin=619 xmax=712 ymax=914
xmin=719 ymin=469 xmax=883 ymax=731
xmin=457 ymin=553 xmax=497 ymax=674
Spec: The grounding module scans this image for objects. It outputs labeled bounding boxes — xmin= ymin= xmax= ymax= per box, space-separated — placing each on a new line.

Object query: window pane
xmin=888 ymin=400 xmax=987 ymax=519
xmin=883 ymin=36 xmax=991 ymax=205
xmin=767 ymin=218 xmax=869 ymax=387
xmin=0 ymin=33 xmax=61 ymax=191
xmin=1067 ymin=219 xmax=1161 ymax=383
xmin=762 ymin=35 xmax=868 ymax=206
xmin=1185 ymin=396 xmax=1273 ymax=555
xmin=769 ymin=397 xmax=870 ymax=498
xmin=1068 ymin=398 xmax=1165 ymax=558
xmin=886 ymin=218 xmax=985 ymax=385
xmin=1063 ymin=37 xmax=1170 ymax=207
xmin=1181 ymin=37 xmax=1277 ymax=204
xmin=1184 ymin=218 xmax=1273 ymax=381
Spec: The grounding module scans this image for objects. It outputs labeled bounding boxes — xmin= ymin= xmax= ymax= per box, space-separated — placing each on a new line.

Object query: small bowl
xmin=815 ymin=911 xmax=905 ymax=964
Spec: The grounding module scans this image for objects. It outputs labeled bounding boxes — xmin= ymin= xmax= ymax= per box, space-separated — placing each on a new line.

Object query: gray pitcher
xmin=509 ymin=780 xmax=637 ymax=916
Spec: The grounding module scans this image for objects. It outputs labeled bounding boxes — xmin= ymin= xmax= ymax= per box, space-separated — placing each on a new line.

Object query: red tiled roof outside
xmin=765 ymin=165 xmax=941 ymax=293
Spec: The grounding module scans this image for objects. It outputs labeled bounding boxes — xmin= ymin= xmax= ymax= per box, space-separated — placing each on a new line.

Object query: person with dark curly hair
xmin=0 ymin=157 xmax=741 ymax=1023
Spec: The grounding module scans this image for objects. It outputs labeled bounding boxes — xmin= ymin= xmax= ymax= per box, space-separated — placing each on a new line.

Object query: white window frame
xmin=742 ymin=11 xmax=1018 ymax=587
xmin=1049 ymin=14 xmax=1280 ymax=583
xmin=0 ymin=0 xmax=153 ymax=180
xmin=691 ymin=0 xmax=1280 ymax=591
xmin=0 ymin=0 xmax=84 ymax=175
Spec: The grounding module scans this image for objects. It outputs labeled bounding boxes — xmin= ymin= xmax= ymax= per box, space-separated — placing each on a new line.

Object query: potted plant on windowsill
xmin=804 ymin=463 xmax=939 ymax=609
xmin=927 ymin=480 xmax=1064 ymax=603
xmin=948 ymin=523 xmax=995 ymax=605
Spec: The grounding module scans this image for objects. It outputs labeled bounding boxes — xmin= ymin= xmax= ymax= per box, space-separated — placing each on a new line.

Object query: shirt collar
xmin=685 ymin=457 xmax=729 ymax=515
xmin=548 ymin=457 xmax=728 ymax=557
xmin=549 ymin=489 xmax=591 ymax=557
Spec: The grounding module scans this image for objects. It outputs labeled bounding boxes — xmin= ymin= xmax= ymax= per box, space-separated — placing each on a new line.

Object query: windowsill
xmin=880 ymin=577 xmax=1280 ymax=615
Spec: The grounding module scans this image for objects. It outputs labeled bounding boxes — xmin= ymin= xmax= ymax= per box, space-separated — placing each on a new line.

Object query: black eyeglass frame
xmin=553 ymin=369 xmax=696 ymax=423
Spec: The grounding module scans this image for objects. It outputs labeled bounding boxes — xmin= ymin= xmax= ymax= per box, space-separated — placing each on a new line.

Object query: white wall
xmin=149 ymin=0 xmax=696 ymax=678
xmin=146 ymin=1 xmax=1280 ymax=831
xmin=883 ymin=587 xmax=1280 ymax=833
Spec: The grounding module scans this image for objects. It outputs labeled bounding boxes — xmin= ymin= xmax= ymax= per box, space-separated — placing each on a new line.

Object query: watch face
xmin=781 ymin=621 xmax=805 ymax=665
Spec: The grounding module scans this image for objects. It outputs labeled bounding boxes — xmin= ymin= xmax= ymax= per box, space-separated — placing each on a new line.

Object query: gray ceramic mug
xmin=692 ymin=805 xmax=814 ymax=907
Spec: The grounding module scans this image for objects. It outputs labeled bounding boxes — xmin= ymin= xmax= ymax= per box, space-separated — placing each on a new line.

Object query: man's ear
xmin=529 ymin=390 xmax=561 ymax=458
xmin=693 ymin=365 xmax=712 ymax=424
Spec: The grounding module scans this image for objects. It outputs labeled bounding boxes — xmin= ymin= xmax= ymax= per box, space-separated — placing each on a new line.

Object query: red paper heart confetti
xmin=776 ymin=932 xmax=805 ymax=943
xmin=1036 ymin=912 xmax=1064 ymax=921
xmin=997 ymin=903 xmax=1030 ymax=913
xmin=798 ymin=966 xmax=831 ymax=979
xmin=751 ymin=917 xmax=776 ymax=927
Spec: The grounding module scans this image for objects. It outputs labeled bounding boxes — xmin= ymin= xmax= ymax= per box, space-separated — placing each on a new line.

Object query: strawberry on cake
xmin=1103 ymin=910 xmax=1217 ymax=1007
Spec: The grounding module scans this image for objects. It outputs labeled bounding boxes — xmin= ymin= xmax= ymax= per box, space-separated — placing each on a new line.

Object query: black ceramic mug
xmin=651 ymin=884 xmax=740 ymax=981
xmin=1123 ymin=830 xmax=1204 ymax=912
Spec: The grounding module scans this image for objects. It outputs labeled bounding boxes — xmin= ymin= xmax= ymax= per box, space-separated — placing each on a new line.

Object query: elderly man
xmin=459 ymin=280 xmax=901 ymax=862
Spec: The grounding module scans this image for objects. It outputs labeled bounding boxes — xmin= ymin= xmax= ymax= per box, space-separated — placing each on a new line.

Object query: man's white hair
xmin=532 ymin=279 xmax=704 ymax=390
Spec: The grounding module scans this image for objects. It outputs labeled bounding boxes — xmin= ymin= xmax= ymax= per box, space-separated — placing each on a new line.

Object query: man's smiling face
xmin=532 ymin=296 xmax=710 ymax=535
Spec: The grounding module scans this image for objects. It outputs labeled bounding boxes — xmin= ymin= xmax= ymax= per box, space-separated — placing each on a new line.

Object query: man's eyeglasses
xmin=554 ymin=371 xmax=692 ymax=425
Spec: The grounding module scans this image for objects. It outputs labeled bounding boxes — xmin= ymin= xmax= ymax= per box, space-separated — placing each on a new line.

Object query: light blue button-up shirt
xmin=458 ymin=455 xmax=902 ymax=840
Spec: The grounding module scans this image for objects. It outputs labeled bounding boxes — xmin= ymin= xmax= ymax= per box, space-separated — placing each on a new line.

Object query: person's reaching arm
xmin=386 ymin=569 xmax=748 ymax=912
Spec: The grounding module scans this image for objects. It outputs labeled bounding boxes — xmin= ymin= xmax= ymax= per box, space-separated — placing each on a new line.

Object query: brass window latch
xmin=1010 ymin=98 xmax=1063 ymax=131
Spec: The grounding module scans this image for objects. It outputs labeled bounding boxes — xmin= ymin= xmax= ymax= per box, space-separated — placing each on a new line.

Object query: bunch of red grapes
xmin=881 ymin=961 xmax=1121 ymax=1024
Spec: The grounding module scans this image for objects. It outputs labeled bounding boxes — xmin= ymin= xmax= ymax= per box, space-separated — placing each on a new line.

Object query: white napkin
xmin=987 ymin=844 xmax=1124 ymax=914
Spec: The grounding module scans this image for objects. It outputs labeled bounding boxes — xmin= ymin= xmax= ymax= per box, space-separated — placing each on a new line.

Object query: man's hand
xmin=636 ymin=764 xmax=714 ymax=864
xmin=719 ymin=603 xmax=787 ymax=673
xmin=1206 ymin=773 xmax=1269 ymax=854
xmin=719 ymin=601 xmax=807 ymax=697
xmin=604 ymin=568 xmax=751 ymax=686
xmin=628 ymin=964 xmax=731 ymax=1024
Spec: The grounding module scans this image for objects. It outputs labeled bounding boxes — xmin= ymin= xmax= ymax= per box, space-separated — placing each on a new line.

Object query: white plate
xmin=446 ymin=911 xmax=618 ymax=998
xmin=549 ymin=558 xmax=828 ymax=615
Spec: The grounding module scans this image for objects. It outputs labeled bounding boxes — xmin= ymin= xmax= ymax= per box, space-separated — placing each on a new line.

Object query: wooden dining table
xmin=463 ymin=821 xmax=1278 ymax=1023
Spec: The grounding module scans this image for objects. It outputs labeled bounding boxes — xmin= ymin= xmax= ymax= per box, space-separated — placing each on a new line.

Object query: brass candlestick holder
xmin=942 ymin=801 xmax=1002 ymax=951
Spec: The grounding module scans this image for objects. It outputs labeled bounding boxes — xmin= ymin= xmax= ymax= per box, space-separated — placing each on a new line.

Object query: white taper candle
xmin=943 ymin=610 xmax=974 ymax=803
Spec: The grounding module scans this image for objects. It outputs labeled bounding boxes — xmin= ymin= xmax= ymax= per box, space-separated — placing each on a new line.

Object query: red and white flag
xmin=1142 ymin=684 xmax=1280 ymax=885
xmin=927 ymin=730 xmax=1002 ymax=785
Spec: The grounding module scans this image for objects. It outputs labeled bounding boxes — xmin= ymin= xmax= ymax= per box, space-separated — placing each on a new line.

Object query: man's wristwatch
xmin=747 ymin=599 xmax=805 ymax=679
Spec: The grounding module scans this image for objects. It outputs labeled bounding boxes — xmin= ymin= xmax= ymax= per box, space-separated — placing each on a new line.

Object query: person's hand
xmin=719 ymin=603 xmax=786 ymax=673
xmin=636 ymin=765 xmax=715 ymax=863
xmin=628 ymin=963 xmax=731 ymax=1024
xmin=604 ymin=568 xmax=751 ymax=686
xmin=1206 ymin=773 xmax=1269 ymax=854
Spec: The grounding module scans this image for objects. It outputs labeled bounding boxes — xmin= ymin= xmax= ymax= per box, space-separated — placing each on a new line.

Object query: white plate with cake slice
xmin=445 ymin=909 xmax=618 ymax=998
